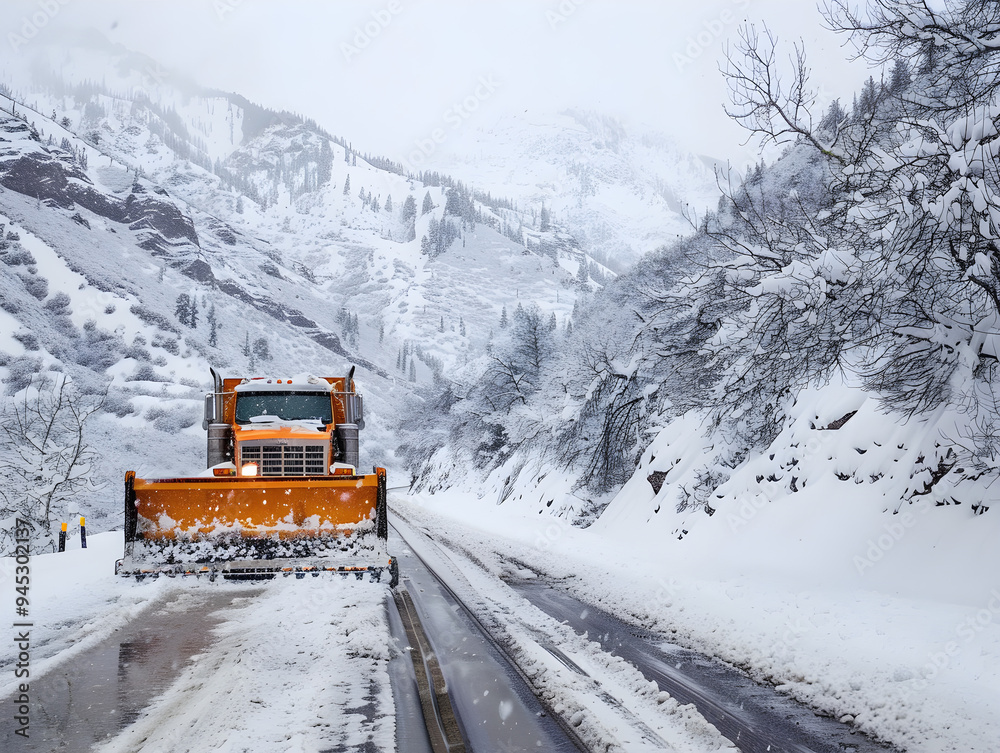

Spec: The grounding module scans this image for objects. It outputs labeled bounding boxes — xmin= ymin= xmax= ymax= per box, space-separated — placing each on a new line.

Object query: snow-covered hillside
xmin=396 ymin=375 xmax=1000 ymax=752
xmin=422 ymin=109 xmax=723 ymax=268
xmin=0 ymin=32 xmax=603 ymax=540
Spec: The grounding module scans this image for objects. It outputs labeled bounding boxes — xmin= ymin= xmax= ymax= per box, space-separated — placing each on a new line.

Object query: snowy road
xmin=389 ymin=523 xmax=587 ymax=752
xmin=2 ymin=587 xmax=257 ymax=753
xmin=1 ymin=538 xmax=397 ymax=753
xmin=2 ymin=499 xmax=934 ymax=752
xmin=513 ymin=583 xmax=895 ymax=753
xmin=391 ymin=506 xmax=734 ymax=752
xmin=391 ymin=496 xmax=910 ymax=753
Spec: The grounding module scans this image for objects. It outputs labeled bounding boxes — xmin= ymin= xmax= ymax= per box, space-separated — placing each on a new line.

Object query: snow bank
xmin=405 ymin=381 xmax=1000 ymax=752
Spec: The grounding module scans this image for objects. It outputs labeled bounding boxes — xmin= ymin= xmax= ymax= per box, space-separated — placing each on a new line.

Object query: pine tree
xmin=408 ymin=359 xmax=416 ymax=382
xmin=253 ymin=337 xmax=270 ymax=361
xmin=499 ymin=305 xmax=508 ymax=329
xmin=318 ymin=139 xmax=333 ymax=185
xmin=175 ymin=294 xmax=191 ymax=326
xmin=548 ymin=312 xmax=557 ymax=331
xmin=852 ymin=76 xmax=882 ymax=123
xmin=887 ymin=59 xmax=911 ymax=96
xmin=343 ymin=174 xmax=351 ymax=196
xmin=189 ymin=294 xmax=199 ymax=328
xmin=401 ymin=195 xmax=417 ymax=223
xmin=421 ymin=191 xmax=434 ymax=215
xmin=459 ymin=316 xmax=466 ymax=336
xmin=384 ymin=194 xmax=393 ymax=213
xmin=208 ymin=305 xmax=219 ymax=347
xmin=427 ymin=217 xmax=440 ymax=255
xmin=439 ymin=315 xmax=445 ymax=332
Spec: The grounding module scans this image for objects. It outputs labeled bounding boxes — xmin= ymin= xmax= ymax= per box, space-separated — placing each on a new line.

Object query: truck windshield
xmin=234 ymin=391 xmax=333 ymax=424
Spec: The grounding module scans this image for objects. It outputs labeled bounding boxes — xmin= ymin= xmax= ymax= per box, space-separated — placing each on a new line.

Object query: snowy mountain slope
xmin=422 ymin=109 xmax=723 ymax=268
xmin=3 ymin=30 xmax=603 ymax=371
xmin=0 ymin=34 xmax=605 ymax=540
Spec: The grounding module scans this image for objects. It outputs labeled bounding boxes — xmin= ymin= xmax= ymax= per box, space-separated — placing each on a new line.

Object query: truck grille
xmin=241 ymin=442 xmax=327 ymax=476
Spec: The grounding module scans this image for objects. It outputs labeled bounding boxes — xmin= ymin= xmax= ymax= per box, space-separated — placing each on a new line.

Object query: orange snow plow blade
xmin=117 ymin=468 xmax=396 ymax=583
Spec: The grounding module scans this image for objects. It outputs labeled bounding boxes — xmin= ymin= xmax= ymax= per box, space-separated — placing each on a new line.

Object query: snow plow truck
xmin=116 ymin=368 xmax=397 ymax=584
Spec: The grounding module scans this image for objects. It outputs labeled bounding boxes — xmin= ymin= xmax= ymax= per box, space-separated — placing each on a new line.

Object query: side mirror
xmin=202 ymin=393 xmax=216 ymax=430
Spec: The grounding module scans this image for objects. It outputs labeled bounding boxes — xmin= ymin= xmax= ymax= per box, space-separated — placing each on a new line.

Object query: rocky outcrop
xmin=0 ymin=117 xmax=206 ymax=282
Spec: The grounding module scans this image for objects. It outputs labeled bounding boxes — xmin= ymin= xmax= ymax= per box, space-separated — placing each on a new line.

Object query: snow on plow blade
xmin=117 ymin=468 xmax=397 ymax=583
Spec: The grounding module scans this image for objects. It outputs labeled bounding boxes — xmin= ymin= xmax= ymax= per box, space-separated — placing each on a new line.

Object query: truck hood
xmin=234 ymin=423 xmax=331 ymax=441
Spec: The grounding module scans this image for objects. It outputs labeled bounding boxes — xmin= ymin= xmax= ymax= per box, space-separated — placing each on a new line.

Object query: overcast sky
xmin=2 ymin=0 xmax=877 ymax=166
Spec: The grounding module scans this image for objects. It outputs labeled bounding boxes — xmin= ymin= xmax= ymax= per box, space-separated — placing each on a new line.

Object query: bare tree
xmin=712 ymin=0 xmax=1000 ymax=495
xmin=0 ymin=376 xmax=106 ymax=554
xmin=723 ymin=24 xmax=847 ymax=161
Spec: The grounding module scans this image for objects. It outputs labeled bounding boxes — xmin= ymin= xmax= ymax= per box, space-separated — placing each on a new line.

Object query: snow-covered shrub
xmin=0 ymin=246 xmax=36 ymax=266
xmin=144 ymin=406 xmax=167 ymax=422
xmin=2 ymin=356 xmax=42 ymax=394
xmin=43 ymin=291 xmax=72 ymax=314
xmin=12 ymin=332 xmax=38 ymax=351
xmin=145 ymin=405 xmax=197 ymax=433
xmin=123 ymin=336 xmax=151 ymax=361
xmin=74 ymin=321 xmax=123 ymax=370
xmin=18 ymin=271 xmax=48 ymax=300
xmin=102 ymin=389 xmax=135 ymax=417
xmin=130 ymin=304 xmax=179 ymax=334
xmin=152 ymin=333 xmax=179 ymax=355
xmin=126 ymin=364 xmax=169 ymax=382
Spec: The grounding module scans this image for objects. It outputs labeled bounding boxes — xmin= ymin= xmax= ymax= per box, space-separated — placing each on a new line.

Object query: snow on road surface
xmin=5 ymin=479 xmax=998 ymax=753
xmin=392 ymin=509 xmax=736 ymax=753
xmin=395 ymin=491 xmax=1000 ymax=753
xmin=1 ymin=533 xmax=395 ymax=753
xmin=93 ymin=579 xmax=394 ymax=753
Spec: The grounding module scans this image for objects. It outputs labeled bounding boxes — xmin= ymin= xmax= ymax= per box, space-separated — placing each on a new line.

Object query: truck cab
xmin=204 ymin=370 xmax=364 ymax=477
